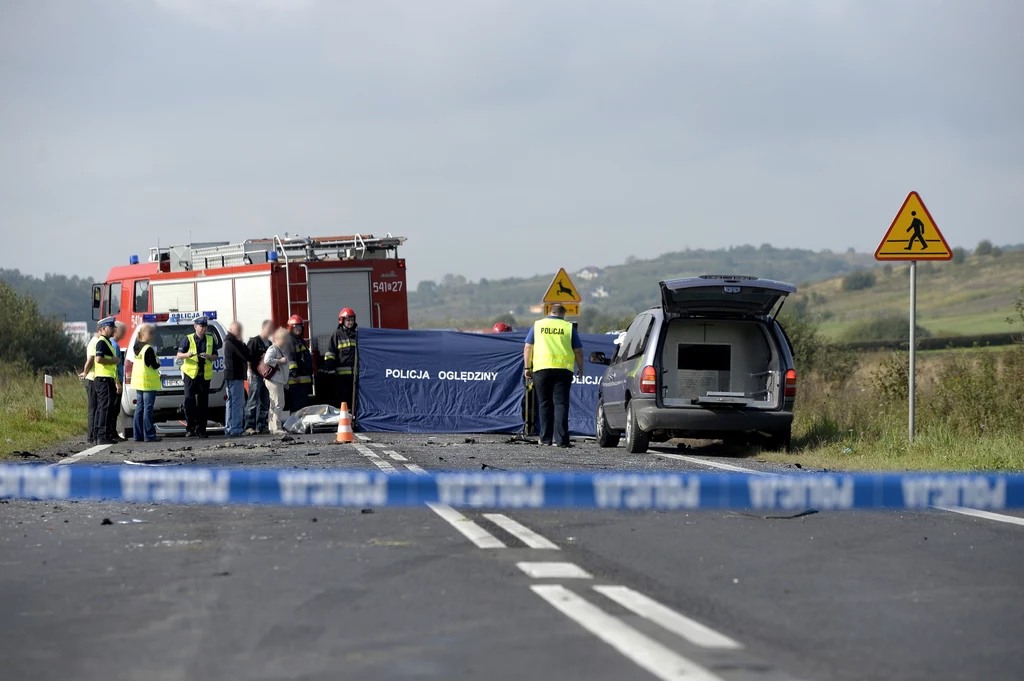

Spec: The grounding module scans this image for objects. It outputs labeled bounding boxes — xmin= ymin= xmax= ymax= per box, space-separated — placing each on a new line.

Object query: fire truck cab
xmin=93 ymin=234 xmax=408 ymax=403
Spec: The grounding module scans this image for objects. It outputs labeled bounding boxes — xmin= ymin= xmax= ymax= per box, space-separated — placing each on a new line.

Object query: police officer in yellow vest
xmin=88 ymin=317 xmax=121 ymax=445
xmin=131 ymin=323 xmax=163 ymax=442
xmin=175 ymin=316 xmax=220 ymax=438
xmin=523 ymin=303 xmax=585 ymax=448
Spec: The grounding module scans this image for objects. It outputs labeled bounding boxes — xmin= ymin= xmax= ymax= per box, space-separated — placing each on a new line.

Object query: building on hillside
xmin=529 ymin=304 xmax=544 ymax=315
xmin=576 ymin=266 xmax=603 ymax=281
xmin=590 ymin=286 xmax=609 ymax=299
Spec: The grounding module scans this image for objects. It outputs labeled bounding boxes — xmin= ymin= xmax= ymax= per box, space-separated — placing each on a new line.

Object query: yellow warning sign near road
xmin=875 ymin=191 xmax=952 ymax=261
xmin=542 ymin=268 xmax=582 ymax=303
xmin=544 ymin=303 xmax=580 ymax=317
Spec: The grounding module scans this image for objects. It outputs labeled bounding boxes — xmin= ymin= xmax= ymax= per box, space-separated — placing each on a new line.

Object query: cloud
xmin=153 ymin=0 xmax=316 ymax=29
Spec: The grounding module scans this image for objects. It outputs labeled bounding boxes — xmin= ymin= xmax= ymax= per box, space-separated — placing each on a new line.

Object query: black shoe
xmin=185 ymin=432 xmax=196 ymax=438
xmin=97 ymin=438 xmax=118 ymax=445
xmin=556 ymin=443 xmax=574 ymax=449
xmin=145 ymin=437 xmax=163 ymax=443
xmin=539 ymin=441 xmax=552 ymax=447
xmin=197 ymin=432 xmax=209 ymax=439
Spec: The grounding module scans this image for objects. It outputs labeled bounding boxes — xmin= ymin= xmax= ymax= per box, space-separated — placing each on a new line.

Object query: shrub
xmin=0 ymin=281 xmax=83 ymax=373
xmin=952 ymin=247 xmax=967 ymax=264
xmin=840 ymin=314 xmax=931 ymax=343
xmin=975 ymin=240 xmax=993 ymax=256
xmin=842 ymin=270 xmax=877 ymax=292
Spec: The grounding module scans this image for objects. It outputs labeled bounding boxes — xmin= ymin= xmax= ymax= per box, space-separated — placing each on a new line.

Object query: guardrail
xmin=2 ymin=465 xmax=1022 ymax=511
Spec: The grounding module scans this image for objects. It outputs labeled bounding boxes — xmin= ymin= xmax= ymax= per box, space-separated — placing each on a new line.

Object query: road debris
xmin=101 ymin=518 xmax=113 ymax=525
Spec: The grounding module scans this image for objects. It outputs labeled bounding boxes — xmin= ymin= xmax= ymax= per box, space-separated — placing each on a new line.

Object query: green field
xmin=0 ymin=370 xmax=86 ymax=458
xmin=800 ymin=250 xmax=1023 ymax=340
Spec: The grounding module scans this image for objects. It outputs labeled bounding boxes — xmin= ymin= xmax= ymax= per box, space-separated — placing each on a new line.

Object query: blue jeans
xmin=225 ymin=379 xmax=246 ymax=435
xmin=245 ymin=374 xmax=269 ymax=432
xmin=132 ymin=390 xmax=158 ymax=442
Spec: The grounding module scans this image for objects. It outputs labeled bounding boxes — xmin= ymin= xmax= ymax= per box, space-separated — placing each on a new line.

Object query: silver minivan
xmin=591 ymin=275 xmax=797 ymax=453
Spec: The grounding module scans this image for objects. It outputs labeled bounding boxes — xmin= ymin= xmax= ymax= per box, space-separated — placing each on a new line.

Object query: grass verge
xmin=0 ymin=369 xmax=87 ymax=459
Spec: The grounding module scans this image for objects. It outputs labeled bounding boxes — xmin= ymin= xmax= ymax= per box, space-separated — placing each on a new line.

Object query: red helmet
xmin=287 ymin=314 xmax=305 ymax=328
xmin=339 ymin=308 xmax=356 ymax=321
xmin=492 ymin=322 xmax=513 ymax=333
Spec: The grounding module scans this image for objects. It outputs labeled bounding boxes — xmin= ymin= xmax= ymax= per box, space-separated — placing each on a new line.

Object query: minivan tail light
xmin=785 ymin=369 xmax=797 ymax=398
xmin=640 ymin=366 xmax=657 ymax=394
xmin=124 ymin=358 xmax=134 ymax=384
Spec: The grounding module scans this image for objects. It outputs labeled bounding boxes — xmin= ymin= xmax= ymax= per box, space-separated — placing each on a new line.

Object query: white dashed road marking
xmin=384 ymin=450 xmax=408 ymax=461
xmin=55 ymin=444 xmax=111 ymax=466
xmin=426 ymin=502 xmax=507 ymax=549
xmin=934 ymin=505 xmax=1024 ymax=527
xmin=651 ymin=451 xmax=772 ymax=476
xmin=483 ymin=513 xmax=560 ymax=549
xmin=354 ymin=433 xmax=370 ymax=442
xmin=531 ymin=585 xmax=725 ymax=681
xmin=517 ymin=562 xmax=592 ymax=579
xmin=352 ymin=444 xmax=397 ymax=474
xmin=593 ymin=585 xmax=742 ymax=650
xmin=404 ymin=463 xmax=427 ymax=475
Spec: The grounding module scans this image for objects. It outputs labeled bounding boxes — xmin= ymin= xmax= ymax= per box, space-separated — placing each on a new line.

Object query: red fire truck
xmin=92 ymin=233 xmax=409 ymax=360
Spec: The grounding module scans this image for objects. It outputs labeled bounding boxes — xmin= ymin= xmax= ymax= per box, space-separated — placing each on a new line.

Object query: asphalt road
xmin=2 ymin=433 xmax=1023 ymax=681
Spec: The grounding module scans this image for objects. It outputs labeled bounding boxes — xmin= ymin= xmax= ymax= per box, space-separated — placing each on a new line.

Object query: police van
xmin=119 ymin=311 xmax=227 ymax=439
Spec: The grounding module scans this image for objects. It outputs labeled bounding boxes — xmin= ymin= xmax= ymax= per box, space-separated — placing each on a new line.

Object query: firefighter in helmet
xmin=283 ymin=314 xmax=313 ymax=412
xmin=325 ymin=308 xmax=359 ymax=413
xmin=493 ymin=322 xmax=513 ymax=333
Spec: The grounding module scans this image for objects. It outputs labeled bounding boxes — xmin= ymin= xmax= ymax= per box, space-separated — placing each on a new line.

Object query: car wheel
xmin=118 ymin=408 xmax=133 ymax=441
xmin=763 ymin=428 xmax=792 ymax=452
xmin=595 ymin=400 xmax=620 ymax=448
xmin=624 ymin=401 xmax=650 ymax=454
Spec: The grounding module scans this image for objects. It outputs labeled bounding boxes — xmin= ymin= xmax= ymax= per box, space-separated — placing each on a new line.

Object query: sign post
xmin=874 ymin=191 xmax=952 ymax=442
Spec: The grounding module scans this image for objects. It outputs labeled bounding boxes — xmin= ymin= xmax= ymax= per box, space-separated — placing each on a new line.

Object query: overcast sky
xmin=1 ymin=0 xmax=1021 ymax=286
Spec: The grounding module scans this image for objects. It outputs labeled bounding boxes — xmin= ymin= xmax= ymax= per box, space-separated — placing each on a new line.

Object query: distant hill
xmin=0 ymin=269 xmax=95 ymax=323
xmin=795 ymin=249 xmax=1024 ymax=339
xmin=409 ymin=245 xmax=877 ymax=328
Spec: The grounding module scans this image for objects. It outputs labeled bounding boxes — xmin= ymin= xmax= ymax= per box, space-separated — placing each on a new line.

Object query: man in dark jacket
xmin=283 ymin=315 xmax=313 ymax=412
xmin=223 ymin=322 xmax=251 ymax=436
xmin=245 ymin=320 xmax=273 ymax=434
xmin=325 ymin=308 xmax=359 ymax=414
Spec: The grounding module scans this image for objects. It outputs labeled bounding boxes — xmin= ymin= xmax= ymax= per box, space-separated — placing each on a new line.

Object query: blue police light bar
xmin=267 ymin=251 xmax=279 ymax=262
xmin=130 ymin=255 xmax=140 ymax=265
xmin=142 ymin=313 xmax=170 ymax=322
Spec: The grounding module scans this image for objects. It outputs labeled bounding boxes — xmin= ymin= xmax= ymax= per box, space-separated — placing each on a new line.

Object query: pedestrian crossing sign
xmin=875 ymin=191 xmax=952 ymax=261
xmin=542 ymin=268 xmax=582 ymax=303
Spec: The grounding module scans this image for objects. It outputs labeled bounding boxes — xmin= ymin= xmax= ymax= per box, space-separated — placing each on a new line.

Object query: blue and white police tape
xmin=2 ymin=465 xmax=1023 ymax=511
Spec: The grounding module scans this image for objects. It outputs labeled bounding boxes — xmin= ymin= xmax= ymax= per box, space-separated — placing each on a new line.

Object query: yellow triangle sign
xmin=542 ymin=268 xmax=582 ymax=303
xmin=875 ymin=191 xmax=952 ymax=261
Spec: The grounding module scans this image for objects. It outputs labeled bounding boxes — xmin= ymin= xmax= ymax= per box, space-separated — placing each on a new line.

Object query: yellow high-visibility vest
xmin=85 ymin=336 xmax=100 ymax=381
xmin=530 ymin=318 xmax=575 ymax=371
xmin=130 ymin=344 xmax=162 ymax=392
xmin=94 ymin=337 xmax=118 ymax=379
xmin=181 ymin=334 xmax=214 ymax=380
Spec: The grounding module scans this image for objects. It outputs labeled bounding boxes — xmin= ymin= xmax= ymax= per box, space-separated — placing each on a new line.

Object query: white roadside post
xmin=44 ymin=374 xmax=54 ymax=416
xmin=874 ymin=191 xmax=952 ymax=443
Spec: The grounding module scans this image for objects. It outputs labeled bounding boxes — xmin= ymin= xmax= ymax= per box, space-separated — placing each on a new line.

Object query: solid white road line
xmin=651 ymin=451 xmax=772 ymax=476
xmin=934 ymin=505 xmax=1024 ymax=527
xmin=483 ymin=513 xmax=560 ymax=549
xmin=404 ymin=463 xmax=427 ymax=475
xmin=593 ymin=585 xmax=742 ymax=650
xmin=352 ymin=444 xmax=397 ymax=474
xmin=385 ymin=450 xmax=408 ymax=461
xmin=531 ymin=585 xmax=724 ymax=681
xmin=425 ymin=502 xmax=507 ymax=549
xmin=55 ymin=444 xmax=111 ymax=466
xmin=517 ymin=562 xmax=592 ymax=579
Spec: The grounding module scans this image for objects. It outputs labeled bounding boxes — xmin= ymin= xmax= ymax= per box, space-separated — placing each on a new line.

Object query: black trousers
xmin=337 ymin=373 xmax=355 ymax=414
xmin=183 ymin=375 xmax=210 ymax=435
xmin=86 ymin=380 xmax=97 ymax=442
xmin=92 ymin=377 xmax=117 ymax=442
xmin=533 ymin=369 xmax=573 ymax=446
xmin=288 ymin=382 xmax=310 ymax=412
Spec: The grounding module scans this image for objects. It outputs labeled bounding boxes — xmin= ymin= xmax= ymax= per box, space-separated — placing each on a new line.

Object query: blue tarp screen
xmin=355 ymin=329 xmax=617 ymax=436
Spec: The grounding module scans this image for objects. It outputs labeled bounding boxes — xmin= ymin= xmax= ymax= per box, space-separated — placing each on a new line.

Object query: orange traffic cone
xmin=335 ymin=402 xmax=355 ymax=444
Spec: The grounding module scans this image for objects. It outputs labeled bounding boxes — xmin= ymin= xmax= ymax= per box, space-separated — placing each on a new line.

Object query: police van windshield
xmin=150 ymin=324 xmax=223 ymax=356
